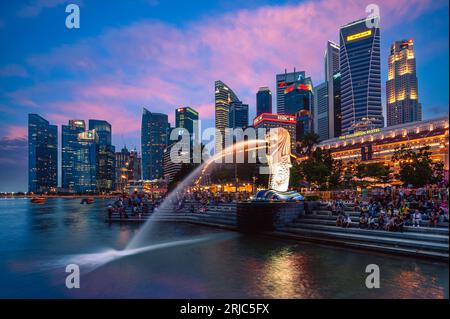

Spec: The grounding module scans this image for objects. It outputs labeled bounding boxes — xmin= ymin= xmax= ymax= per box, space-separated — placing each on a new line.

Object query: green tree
xmin=392 ymin=145 xmax=444 ymax=187
xmin=356 ymin=162 xmax=392 ymax=184
xmin=342 ymin=161 xmax=357 ymax=189
xmin=296 ymin=132 xmax=320 ymax=156
xmin=297 ymin=148 xmax=335 ymax=190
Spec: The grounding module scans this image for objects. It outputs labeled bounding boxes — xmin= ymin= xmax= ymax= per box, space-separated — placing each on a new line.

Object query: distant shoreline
xmin=0 ymin=195 xmax=117 ymax=199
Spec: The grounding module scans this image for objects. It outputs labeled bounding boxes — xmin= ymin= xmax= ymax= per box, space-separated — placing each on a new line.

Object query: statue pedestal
xmin=236 ymin=201 xmax=304 ymax=233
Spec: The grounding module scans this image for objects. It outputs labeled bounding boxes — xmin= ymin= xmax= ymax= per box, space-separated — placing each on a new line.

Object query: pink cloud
xmin=9 ymin=0 xmax=443 ymax=134
xmin=46 ymin=101 xmax=141 ymax=135
xmin=2 ymin=125 xmax=27 ymax=140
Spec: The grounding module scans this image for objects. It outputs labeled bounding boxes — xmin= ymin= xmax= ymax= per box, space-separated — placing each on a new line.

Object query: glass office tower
xmin=88 ymin=119 xmax=115 ymax=192
xmin=62 ymin=120 xmax=86 ymax=191
xmin=229 ymin=101 xmax=249 ymax=129
xmin=215 ymin=80 xmax=240 ymax=151
xmin=256 ymin=87 xmax=272 ymax=116
xmin=339 ymin=17 xmax=383 ymax=134
xmin=28 ymin=114 xmax=58 ymax=193
xmin=73 ymin=130 xmax=98 ymax=193
xmin=141 ymin=108 xmax=168 ymax=180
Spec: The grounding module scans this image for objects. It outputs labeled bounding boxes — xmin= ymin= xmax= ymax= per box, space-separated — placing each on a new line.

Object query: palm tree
xmin=296 ymin=132 xmax=320 ymax=156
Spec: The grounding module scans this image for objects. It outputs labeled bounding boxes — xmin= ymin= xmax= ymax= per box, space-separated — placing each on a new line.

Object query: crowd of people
xmin=107 ymin=189 xmax=253 ymax=219
xmin=171 ymin=190 xmax=252 ymax=213
xmin=329 ymin=189 xmax=448 ymax=232
xmin=107 ymin=193 xmax=162 ymax=219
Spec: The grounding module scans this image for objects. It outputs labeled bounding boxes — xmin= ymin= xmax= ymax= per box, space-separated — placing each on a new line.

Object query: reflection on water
xmin=0 ymin=198 xmax=448 ymax=298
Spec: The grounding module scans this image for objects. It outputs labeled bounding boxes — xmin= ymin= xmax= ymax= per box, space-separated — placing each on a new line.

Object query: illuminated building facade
xmin=276 ymin=69 xmax=305 ymax=114
xmin=28 ymin=114 xmax=58 ymax=193
xmin=256 ymin=87 xmax=272 ymax=116
xmin=315 ymin=41 xmax=341 ymax=141
xmin=340 ymin=17 xmax=383 ymax=134
xmin=115 ymin=147 xmax=130 ymax=192
xmin=314 ymin=82 xmax=329 ymax=140
xmin=141 ymin=108 xmax=168 ymax=180
xmin=253 ymin=113 xmax=296 ymax=148
xmin=73 ymin=130 xmax=98 ymax=193
xmin=282 ymin=78 xmax=314 ymax=138
xmin=215 ymin=80 xmax=240 ymax=151
xmin=284 ymin=81 xmax=313 ymax=115
xmin=229 ymin=101 xmax=249 ymax=129
xmin=115 ymin=147 xmax=142 ymax=192
xmin=62 ymin=120 xmax=86 ymax=191
xmin=175 ymin=106 xmax=199 ymax=138
xmin=163 ymin=142 xmax=184 ymax=184
xmin=89 ymin=120 xmax=115 ymax=192
xmin=316 ymin=116 xmax=449 ymax=177
xmin=386 ymin=39 xmax=422 ymax=126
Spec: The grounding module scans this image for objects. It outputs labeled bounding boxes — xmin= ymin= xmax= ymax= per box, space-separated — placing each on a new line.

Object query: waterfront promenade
xmin=106 ymin=201 xmax=449 ymax=262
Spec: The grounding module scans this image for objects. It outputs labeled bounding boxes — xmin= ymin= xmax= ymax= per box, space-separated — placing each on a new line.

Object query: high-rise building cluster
xmin=29 ymin=116 xmax=143 ymax=194
xmin=29 ymin=14 xmax=427 ymax=193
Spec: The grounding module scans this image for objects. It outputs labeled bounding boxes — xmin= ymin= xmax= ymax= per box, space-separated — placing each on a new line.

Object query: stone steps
xmin=278 ymin=227 xmax=449 ymax=253
xmin=305 ymin=211 xmax=449 ymax=228
xmin=269 ymin=231 xmax=449 ymax=261
xmin=297 ymin=218 xmax=449 ymax=235
xmin=286 ymin=222 xmax=449 ymax=243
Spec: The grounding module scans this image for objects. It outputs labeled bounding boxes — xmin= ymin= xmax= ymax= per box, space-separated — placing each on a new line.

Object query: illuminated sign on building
xmin=346 ymin=30 xmax=372 ymax=42
xmin=338 ymin=128 xmax=381 ymax=140
xmin=253 ymin=113 xmax=295 ymax=126
xmin=284 ymin=83 xmax=312 ymax=94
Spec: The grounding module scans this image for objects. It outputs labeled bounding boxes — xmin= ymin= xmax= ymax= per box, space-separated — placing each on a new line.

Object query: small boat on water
xmin=80 ymin=197 xmax=94 ymax=204
xmin=31 ymin=197 xmax=46 ymax=204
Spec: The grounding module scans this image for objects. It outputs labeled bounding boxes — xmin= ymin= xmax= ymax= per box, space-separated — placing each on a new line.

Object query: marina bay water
xmin=0 ymin=198 xmax=448 ymax=298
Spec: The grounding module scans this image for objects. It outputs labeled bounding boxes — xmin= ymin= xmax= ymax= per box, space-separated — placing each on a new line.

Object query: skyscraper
xmin=256 ymin=87 xmax=272 ymax=116
xmin=386 ymin=39 xmax=422 ymax=126
xmin=283 ymin=77 xmax=314 ymax=138
xmin=175 ymin=106 xmax=199 ymax=140
xmin=73 ymin=130 xmax=98 ymax=193
xmin=314 ymin=41 xmax=342 ymax=141
xmin=339 ymin=17 xmax=383 ymax=134
xmin=62 ymin=120 xmax=85 ymax=191
xmin=129 ymin=149 xmax=142 ymax=181
xmin=28 ymin=114 xmax=58 ymax=193
xmin=114 ymin=146 xmax=141 ymax=191
xmin=313 ymin=82 xmax=329 ymax=140
xmin=283 ymin=80 xmax=313 ymax=115
xmin=141 ymin=108 xmax=168 ymax=180
xmin=115 ymin=146 xmax=130 ymax=192
xmin=229 ymin=101 xmax=249 ymax=129
xmin=88 ymin=119 xmax=112 ymax=147
xmin=276 ymin=69 xmax=305 ymax=114
xmin=88 ymin=120 xmax=115 ymax=192
xmin=215 ymin=80 xmax=240 ymax=151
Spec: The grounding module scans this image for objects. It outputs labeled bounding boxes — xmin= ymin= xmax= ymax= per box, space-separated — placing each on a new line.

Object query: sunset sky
xmin=0 ymin=0 xmax=448 ymax=192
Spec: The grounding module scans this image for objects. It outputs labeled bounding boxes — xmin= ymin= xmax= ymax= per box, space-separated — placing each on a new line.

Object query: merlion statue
xmin=254 ymin=127 xmax=303 ymax=201
xmin=266 ymin=127 xmax=292 ymax=192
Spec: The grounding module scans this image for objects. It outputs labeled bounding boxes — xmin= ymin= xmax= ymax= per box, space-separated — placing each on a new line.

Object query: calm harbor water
xmin=0 ymin=198 xmax=448 ymax=298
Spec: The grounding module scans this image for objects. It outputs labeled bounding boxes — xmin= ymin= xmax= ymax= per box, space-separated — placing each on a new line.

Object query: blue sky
xmin=0 ymin=0 xmax=448 ymax=192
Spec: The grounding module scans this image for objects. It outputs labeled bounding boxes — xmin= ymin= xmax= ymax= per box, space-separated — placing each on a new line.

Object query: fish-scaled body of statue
xmin=266 ymin=127 xmax=291 ymax=192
